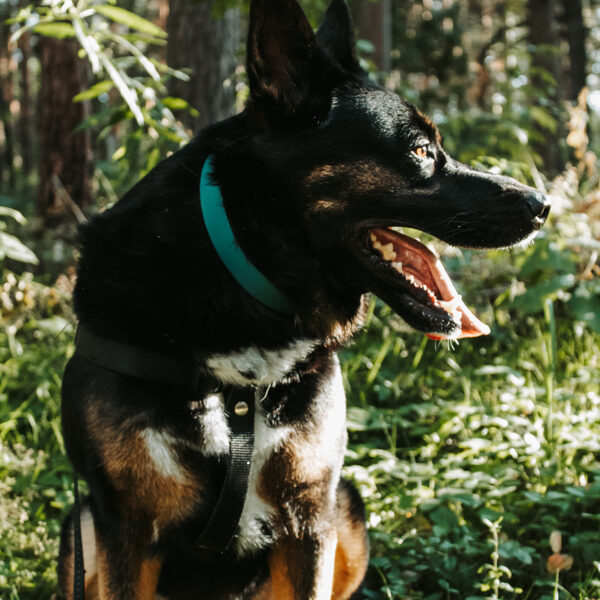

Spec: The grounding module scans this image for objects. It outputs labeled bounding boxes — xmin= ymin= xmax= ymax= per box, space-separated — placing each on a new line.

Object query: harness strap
xmin=75 ymin=326 xmax=209 ymax=391
xmin=71 ymin=325 xmax=256 ymax=594
xmin=196 ymin=386 xmax=255 ymax=553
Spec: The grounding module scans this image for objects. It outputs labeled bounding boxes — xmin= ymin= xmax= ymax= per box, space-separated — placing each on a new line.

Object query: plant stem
xmin=543 ymin=298 xmax=557 ymax=445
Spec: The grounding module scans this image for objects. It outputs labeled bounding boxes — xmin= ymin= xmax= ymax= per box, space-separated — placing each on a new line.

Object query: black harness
xmin=72 ymin=325 xmax=256 ymax=599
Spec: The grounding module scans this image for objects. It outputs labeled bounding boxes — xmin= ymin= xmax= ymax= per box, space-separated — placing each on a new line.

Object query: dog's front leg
xmin=93 ymin=521 xmax=162 ymax=600
xmin=268 ymin=527 xmax=338 ymax=600
xmin=59 ymin=505 xmax=163 ymax=600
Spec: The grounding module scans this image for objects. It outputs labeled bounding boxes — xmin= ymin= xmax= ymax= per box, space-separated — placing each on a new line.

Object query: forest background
xmin=0 ymin=0 xmax=599 ymax=598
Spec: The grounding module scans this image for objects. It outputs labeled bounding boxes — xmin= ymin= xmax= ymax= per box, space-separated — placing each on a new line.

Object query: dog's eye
xmin=413 ymin=145 xmax=430 ymax=159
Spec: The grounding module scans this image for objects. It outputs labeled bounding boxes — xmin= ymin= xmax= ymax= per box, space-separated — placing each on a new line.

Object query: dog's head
xmin=239 ymin=0 xmax=550 ymax=342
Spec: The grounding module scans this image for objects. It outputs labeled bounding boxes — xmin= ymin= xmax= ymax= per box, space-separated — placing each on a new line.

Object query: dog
xmin=57 ymin=0 xmax=550 ymax=598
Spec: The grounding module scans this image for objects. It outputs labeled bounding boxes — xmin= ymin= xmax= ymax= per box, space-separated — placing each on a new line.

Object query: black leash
xmin=72 ymin=472 xmax=85 ymax=600
xmin=71 ymin=325 xmax=257 ymax=597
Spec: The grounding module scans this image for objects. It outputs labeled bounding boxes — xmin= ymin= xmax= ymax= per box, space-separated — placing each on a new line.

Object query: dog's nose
xmin=526 ymin=192 xmax=551 ymax=221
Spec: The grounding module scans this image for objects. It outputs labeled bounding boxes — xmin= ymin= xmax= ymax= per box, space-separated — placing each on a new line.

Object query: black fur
xmin=60 ymin=0 xmax=549 ymax=598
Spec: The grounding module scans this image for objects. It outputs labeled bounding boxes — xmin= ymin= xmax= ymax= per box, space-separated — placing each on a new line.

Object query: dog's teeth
xmin=382 ymin=244 xmax=396 ymax=261
xmin=392 ymin=261 xmax=403 ymax=272
xmin=370 ymin=233 xmax=377 ymax=244
xmin=439 ymin=295 xmax=462 ymax=314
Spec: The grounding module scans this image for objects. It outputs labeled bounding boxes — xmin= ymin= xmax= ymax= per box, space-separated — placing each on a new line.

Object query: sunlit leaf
xmin=33 ymin=22 xmax=76 ymax=39
xmin=0 ymin=232 xmax=39 ymax=265
xmin=73 ymin=80 xmax=114 ymax=102
xmin=0 ymin=206 xmax=27 ymax=224
xmin=94 ymin=5 xmax=166 ymax=38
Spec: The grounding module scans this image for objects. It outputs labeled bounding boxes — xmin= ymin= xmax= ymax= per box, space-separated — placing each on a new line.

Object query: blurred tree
xmin=390 ymin=0 xmax=469 ymax=109
xmin=38 ymin=38 xmax=93 ymax=223
xmin=561 ymin=0 xmax=587 ymax=101
xmin=352 ymin=0 xmax=392 ymax=72
xmin=528 ymin=0 xmax=563 ymax=173
xmin=0 ymin=3 xmax=16 ymax=189
xmin=17 ymin=28 xmax=32 ymax=176
xmin=167 ymin=0 xmax=240 ymax=131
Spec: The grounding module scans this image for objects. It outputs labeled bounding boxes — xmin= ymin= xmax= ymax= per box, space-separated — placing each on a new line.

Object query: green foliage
xmin=340 ymin=177 xmax=600 ymax=597
xmin=0 ymin=279 xmax=74 ymax=597
xmin=0 ymin=208 xmax=38 ymax=267
xmin=12 ymin=0 xmax=191 ymax=199
xmin=342 ymin=293 xmax=600 ymax=599
xmin=12 ymin=1 xmax=172 ymax=126
xmin=1 ymin=2 xmax=600 ymax=598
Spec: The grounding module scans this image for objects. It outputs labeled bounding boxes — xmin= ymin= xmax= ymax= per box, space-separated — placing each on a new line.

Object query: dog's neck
xmin=201 ymin=154 xmax=295 ymax=316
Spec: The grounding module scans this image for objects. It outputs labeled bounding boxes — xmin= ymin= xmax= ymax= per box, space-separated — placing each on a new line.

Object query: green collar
xmin=200 ymin=155 xmax=295 ymax=314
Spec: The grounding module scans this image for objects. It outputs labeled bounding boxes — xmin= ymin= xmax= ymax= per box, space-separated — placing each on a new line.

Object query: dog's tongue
xmin=373 ymin=229 xmax=490 ymax=340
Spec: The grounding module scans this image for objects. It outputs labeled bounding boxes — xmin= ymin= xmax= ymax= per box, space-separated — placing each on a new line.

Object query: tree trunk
xmin=167 ymin=0 xmax=240 ymax=132
xmin=38 ymin=37 xmax=93 ymax=223
xmin=561 ymin=0 xmax=586 ymax=101
xmin=18 ymin=30 xmax=32 ymax=175
xmin=0 ymin=7 xmax=16 ymax=188
xmin=352 ymin=0 xmax=392 ymax=73
xmin=528 ymin=0 xmax=563 ymax=173
xmin=528 ymin=0 xmax=560 ymax=90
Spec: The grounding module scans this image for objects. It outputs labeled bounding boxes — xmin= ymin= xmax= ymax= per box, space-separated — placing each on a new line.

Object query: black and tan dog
xmin=58 ymin=0 xmax=550 ymax=598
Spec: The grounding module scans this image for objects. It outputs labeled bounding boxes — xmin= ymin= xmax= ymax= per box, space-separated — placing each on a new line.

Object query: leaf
xmin=429 ymin=505 xmax=458 ymax=536
xmin=73 ymin=80 xmax=114 ymax=102
xmin=34 ymin=317 xmax=74 ymax=335
xmin=161 ymin=97 xmax=191 ymax=111
xmin=518 ymin=239 xmax=576 ymax=278
xmin=94 ymin=6 xmax=167 ymax=38
xmin=529 ymin=106 xmax=557 ymax=133
xmin=512 ymin=274 xmax=576 ymax=314
xmin=33 ymin=22 xmax=76 ymax=39
xmin=499 ymin=541 xmax=534 ymax=565
xmin=346 ymin=407 xmax=385 ymax=432
xmin=112 ymin=146 xmax=126 ymax=161
xmin=0 ymin=232 xmax=38 ymax=265
xmin=567 ymin=283 xmax=600 ymax=333
xmin=0 ymin=206 xmax=26 ymax=224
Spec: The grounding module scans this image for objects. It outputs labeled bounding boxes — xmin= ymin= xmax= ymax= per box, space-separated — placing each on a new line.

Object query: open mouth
xmin=364 ymin=228 xmax=490 ymax=341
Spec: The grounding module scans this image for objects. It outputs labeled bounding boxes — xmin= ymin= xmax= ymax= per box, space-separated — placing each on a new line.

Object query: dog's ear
xmin=247 ymin=0 xmax=337 ymax=126
xmin=316 ymin=0 xmax=362 ymax=74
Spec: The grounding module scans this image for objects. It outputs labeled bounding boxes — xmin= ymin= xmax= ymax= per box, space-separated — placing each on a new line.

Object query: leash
xmin=71 ymin=325 xmax=257 ymax=594
xmin=72 ymin=472 xmax=85 ymax=600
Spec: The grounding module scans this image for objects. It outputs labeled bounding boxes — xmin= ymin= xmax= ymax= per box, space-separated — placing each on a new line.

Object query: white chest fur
xmin=196 ymin=354 xmax=348 ymax=555
xmin=236 ymin=357 xmax=347 ymax=555
xmin=206 ymin=338 xmax=317 ymax=386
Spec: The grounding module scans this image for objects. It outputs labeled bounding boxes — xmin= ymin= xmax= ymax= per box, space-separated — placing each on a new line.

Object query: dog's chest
xmin=205 ymin=338 xmax=318 ymax=386
xmin=197 ymin=354 xmax=347 ymax=555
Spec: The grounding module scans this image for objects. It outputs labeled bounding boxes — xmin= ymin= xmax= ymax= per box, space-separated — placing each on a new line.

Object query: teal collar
xmin=200 ymin=155 xmax=295 ymax=314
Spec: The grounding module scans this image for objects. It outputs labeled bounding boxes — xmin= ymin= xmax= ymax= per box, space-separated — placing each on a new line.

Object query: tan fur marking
xmin=267 ymin=547 xmax=296 ymax=600
xmin=304 ymin=160 xmax=398 ymax=191
xmin=96 ymin=543 xmax=111 ymax=600
xmin=135 ymin=557 xmax=163 ymax=600
xmin=86 ymin=403 xmax=200 ymax=533
xmin=85 ymin=574 xmax=99 ymax=599
xmin=331 ymin=489 xmax=369 ymax=600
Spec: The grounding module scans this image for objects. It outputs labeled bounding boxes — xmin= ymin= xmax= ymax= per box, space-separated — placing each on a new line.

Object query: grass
xmin=1 ymin=205 xmax=599 ymax=599
xmin=343 ymin=298 xmax=600 ymax=599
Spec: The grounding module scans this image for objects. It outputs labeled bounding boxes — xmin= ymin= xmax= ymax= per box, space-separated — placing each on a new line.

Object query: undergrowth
xmin=1 ymin=159 xmax=599 ymax=598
